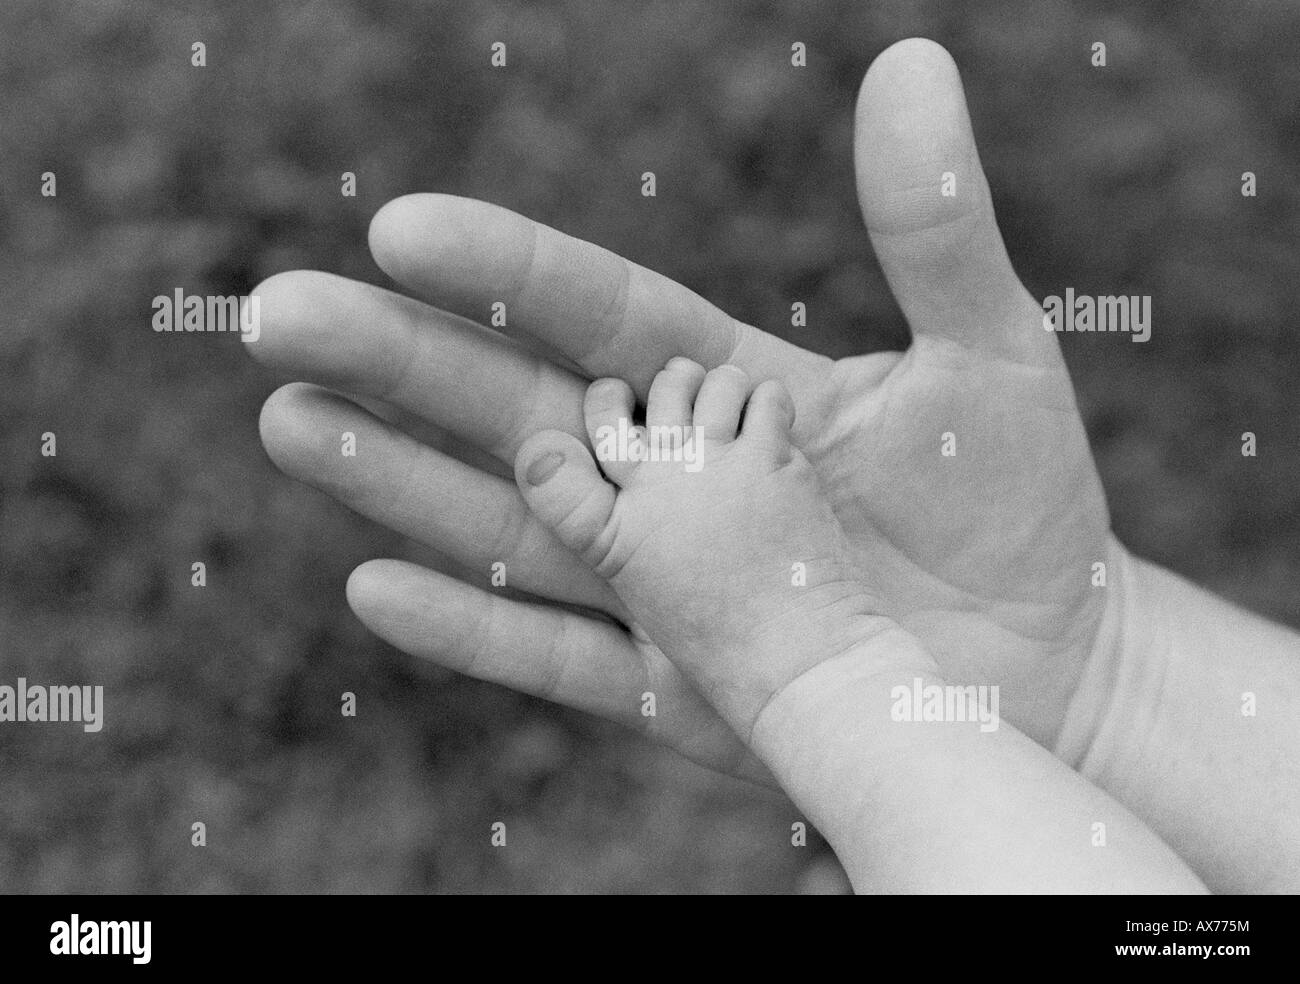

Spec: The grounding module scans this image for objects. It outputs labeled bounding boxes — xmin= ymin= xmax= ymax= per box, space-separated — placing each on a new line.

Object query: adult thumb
xmin=855 ymin=38 xmax=1055 ymax=364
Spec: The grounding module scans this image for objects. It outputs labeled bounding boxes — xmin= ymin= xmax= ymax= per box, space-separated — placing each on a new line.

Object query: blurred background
xmin=1 ymin=0 xmax=1297 ymax=893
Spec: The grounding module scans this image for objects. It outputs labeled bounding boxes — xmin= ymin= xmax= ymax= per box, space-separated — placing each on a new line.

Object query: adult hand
xmin=248 ymin=38 xmax=1110 ymax=769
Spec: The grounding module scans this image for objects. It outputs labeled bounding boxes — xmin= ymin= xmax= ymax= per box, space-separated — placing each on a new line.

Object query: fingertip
xmin=258 ymin=382 xmax=321 ymax=472
xmin=346 ymin=558 xmax=442 ymax=636
xmin=368 ymin=193 xmax=448 ymax=278
xmin=854 ymin=39 xmax=1050 ymax=360
xmin=368 ymin=193 xmax=526 ymax=304
xmin=247 ymin=270 xmax=401 ymax=388
xmin=859 ymin=39 xmax=964 ymax=147
xmin=244 ymin=270 xmax=324 ymax=368
xmin=861 ymin=37 xmax=958 ymax=96
xmin=855 ymin=37 xmax=980 ymax=238
xmin=345 ymin=559 xmax=387 ymax=618
xmin=258 ymin=383 xmax=370 ymax=480
xmin=346 ymin=558 xmax=421 ymax=625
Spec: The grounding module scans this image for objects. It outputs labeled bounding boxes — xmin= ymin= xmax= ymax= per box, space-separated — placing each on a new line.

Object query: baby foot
xmin=514 ymin=359 xmax=922 ymax=737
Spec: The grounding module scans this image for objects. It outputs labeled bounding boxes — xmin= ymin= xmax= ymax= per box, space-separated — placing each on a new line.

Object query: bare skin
xmin=513 ymin=362 xmax=1205 ymax=893
xmin=249 ymin=39 xmax=1300 ymax=891
xmin=516 ymin=361 xmax=913 ymax=739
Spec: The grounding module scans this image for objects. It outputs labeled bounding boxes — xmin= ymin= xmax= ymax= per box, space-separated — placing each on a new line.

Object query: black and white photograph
xmin=1 ymin=0 xmax=1296 ymax=925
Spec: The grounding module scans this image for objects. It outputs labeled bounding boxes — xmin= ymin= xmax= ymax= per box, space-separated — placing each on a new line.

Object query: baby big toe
xmin=515 ymin=431 xmax=617 ymax=564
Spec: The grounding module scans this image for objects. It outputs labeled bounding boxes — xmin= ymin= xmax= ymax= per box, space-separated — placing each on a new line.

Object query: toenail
xmin=525 ymin=451 xmax=565 ymax=486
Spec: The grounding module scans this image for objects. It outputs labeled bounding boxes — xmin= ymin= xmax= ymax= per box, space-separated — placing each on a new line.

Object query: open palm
xmin=250 ymin=40 xmax=1114 ymax=777
xmin=810 ymin=335 xmax=1109 ymax=745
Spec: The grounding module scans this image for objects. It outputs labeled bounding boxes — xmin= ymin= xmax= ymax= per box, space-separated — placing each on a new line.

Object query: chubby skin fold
xmin=512 ymin=360 xmax=922 ymax=739
xmin=511 ymin=360 xmax=1208 ymax=894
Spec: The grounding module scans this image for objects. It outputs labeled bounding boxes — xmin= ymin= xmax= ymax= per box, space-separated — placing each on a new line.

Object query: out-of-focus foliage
xmin=0 ymin=0 xmax=1296 ymax=892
